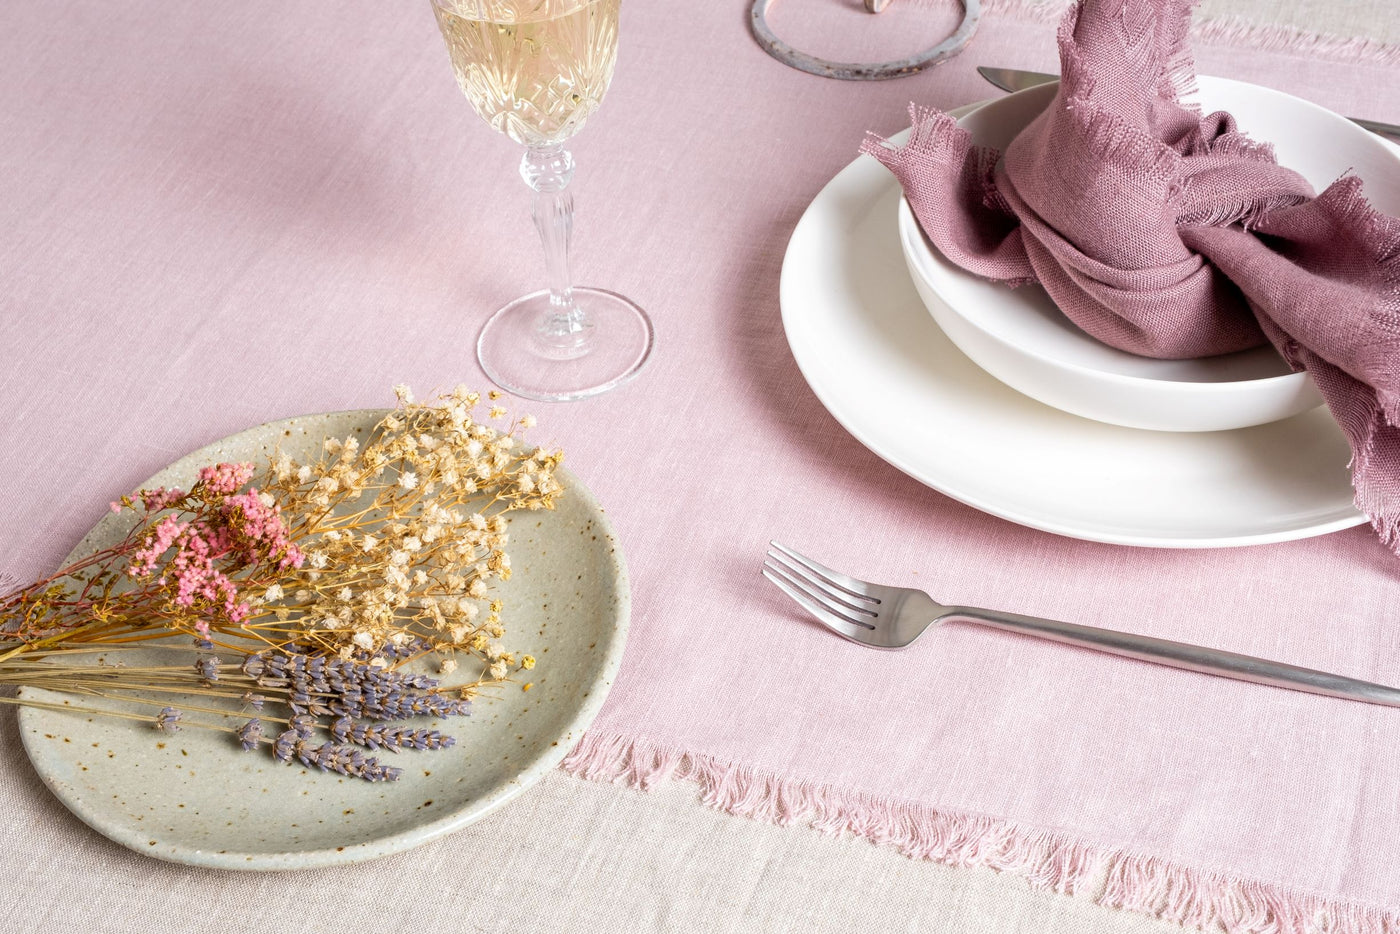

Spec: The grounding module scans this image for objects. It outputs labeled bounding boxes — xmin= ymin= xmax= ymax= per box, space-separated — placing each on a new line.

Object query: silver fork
xmin=763 ymin=541 xmax=1400 ymax=708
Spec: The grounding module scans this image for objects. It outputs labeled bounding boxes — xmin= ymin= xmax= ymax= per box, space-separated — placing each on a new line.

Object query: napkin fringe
xmin=1118 ymin=0 xmax=1199 ymax=106
xmin=860 ymin=107 xmax=971 ymax=176
xmin=1064 ymin=100 xmax=1184 ymax=186
xmin=563 ymin=730 xmax=1400 ymax=934
xmin=1158 ymin=0 xmax=1199 ymax=104
xmin=1174 ymin=132 xmax=1298 ymax=230
xmin=1281 ymin=176 xmax=1400 ymax=549
xmin=1323 ymin=176 xmax=1400 ymax=418
xmin=1056 ymin=0 xmax=1199 ymax=107
xmin=861 ymin=108 xmax=1036 ymax=287
xmin=1204 ymin=131 xmax=1277 ymax=165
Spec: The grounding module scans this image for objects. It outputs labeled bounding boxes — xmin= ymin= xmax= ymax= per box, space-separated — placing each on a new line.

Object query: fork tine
xmin=763 ymin=560 xmax=876 ymax=627
xmin=761 ymin=566 xmax=875 ymax=640
xmin=765 ymin=550 xmax=878 ymax=618
xmin=769 ymin=541 xmax=880 ymax=602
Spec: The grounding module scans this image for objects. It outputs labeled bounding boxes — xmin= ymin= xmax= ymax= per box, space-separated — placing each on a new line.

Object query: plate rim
xmin=779 ymin=98 xmax=1370 ymax=549
xmin=17 ymin=407 xmax=631 ymax=870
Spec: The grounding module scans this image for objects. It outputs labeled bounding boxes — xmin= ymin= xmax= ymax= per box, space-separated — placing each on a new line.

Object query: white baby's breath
xmin=244 ymin=387 xmax=562 ymax=687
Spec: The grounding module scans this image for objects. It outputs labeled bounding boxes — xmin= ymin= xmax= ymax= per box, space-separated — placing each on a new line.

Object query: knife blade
xmin=976 ymin=65 xmax=1400 ymax=141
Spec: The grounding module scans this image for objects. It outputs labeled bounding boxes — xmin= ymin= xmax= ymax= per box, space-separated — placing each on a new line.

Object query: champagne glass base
xmin=477 ymin=287 xmax=653 ymax=402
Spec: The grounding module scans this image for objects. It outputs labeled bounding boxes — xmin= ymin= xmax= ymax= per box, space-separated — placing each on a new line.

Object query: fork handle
xmin=944 ymin=606 xmax=1400 ymax=708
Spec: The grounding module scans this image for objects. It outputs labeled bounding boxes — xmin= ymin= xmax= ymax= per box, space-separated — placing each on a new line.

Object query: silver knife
xmin=977 ymin=65 xmax=1400 ymax=141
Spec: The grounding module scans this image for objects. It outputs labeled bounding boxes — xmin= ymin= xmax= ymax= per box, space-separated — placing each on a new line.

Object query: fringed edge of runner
xmin=898 ymin=0 xmax=1400 ymax=67
xmin=1192 ymin=13 xmax=1400 ymax=67
xmin=562 ymin=729 xmax=1400 ymax=934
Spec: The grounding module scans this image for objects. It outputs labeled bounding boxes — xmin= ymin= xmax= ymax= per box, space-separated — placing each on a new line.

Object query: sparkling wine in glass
xmin=431 ymin=0 xmax=653 ymax=402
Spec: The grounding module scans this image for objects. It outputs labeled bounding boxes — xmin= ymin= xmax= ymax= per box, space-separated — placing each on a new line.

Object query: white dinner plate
xmin=779 ymin=102 xmax=1370 ymax=548
xmin=18 ymin=409 xmax=630 ymax=869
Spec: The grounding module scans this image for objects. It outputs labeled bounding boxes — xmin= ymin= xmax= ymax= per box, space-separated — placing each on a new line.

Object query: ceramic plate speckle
xmin=18 ymin=409 xmax=629 ymax=869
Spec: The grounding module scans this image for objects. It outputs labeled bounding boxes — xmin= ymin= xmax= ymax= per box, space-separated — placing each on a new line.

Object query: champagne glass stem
xmin=521 ymin=144 xmax=591 ymax=356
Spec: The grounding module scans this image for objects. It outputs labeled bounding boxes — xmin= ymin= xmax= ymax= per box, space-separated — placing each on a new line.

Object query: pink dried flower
xmin=128 ymin=515 xmax=250 ymax=627
xmin=222 ymin=489 xmax=304 ymax=571
xmin=196 ymin=463 xmax=255 ymax=497
xmin=129 ymin=515 xmax=187 ymax=578
xmin=165 ymin=520 xmax=240 ymax=613
xmin=139 ymin=487 xmax=186 ymax=512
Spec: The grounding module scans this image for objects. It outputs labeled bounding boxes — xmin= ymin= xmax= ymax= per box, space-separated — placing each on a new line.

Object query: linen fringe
xmin=562 ymin=730 xmax=1400 ymax=934
xmin=901 ymin=0 xmax=1400 ymax=66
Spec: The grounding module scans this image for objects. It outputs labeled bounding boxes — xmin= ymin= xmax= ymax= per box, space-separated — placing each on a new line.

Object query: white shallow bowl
xmin=898 ymin=76 xmax=1400 ymax=432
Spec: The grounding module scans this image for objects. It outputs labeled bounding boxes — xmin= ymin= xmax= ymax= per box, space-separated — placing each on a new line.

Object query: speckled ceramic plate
xmin=18 ymin=409 xmax=630 ymax=870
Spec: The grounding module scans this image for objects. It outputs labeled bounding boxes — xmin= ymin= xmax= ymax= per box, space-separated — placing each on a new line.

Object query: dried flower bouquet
xmin=0 ymin=386 xmax=560 ymax=782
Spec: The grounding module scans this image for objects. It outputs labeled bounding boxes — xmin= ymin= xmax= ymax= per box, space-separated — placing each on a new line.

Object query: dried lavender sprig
xmin=18 ymin=650 xmax=469 ymax=724
xmin=236 ymin=718 xmax=263 ymax=751
xmin=0 ymin=694 xmax=258 ymax=738
xmin=242 ymin=651 xmax=438 ymax=691
xmin=299 ymin=740 xmax=401 ymax=782
xmin=0 ymin=683 xmax=397 ymax=780
xmin=332 ymin=685 xmax=470 ymax=722
xmin=267 ymin=728 xmax=400 ymax=781
xmin=328 ymin=716 xmax=456 ymax=753
xmin=195 ymin=656 xmax=221 ymax=681
xmin=12 ymin=684 xmax=321 ymax=751
xmin=239 ymin=649 xmax=470 ymax=722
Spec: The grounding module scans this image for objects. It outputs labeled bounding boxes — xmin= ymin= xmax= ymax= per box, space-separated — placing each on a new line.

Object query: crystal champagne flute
xmin=430 ymin=0 xmax=652 ymax=401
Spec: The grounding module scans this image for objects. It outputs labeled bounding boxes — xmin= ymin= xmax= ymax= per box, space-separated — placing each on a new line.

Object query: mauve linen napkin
xmin=862 ymin=0 xmax=1400 ymax=550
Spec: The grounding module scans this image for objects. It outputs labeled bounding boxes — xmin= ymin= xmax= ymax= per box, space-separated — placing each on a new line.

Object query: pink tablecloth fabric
xmin=3 ymin=1 xmax=1400 ymax=930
